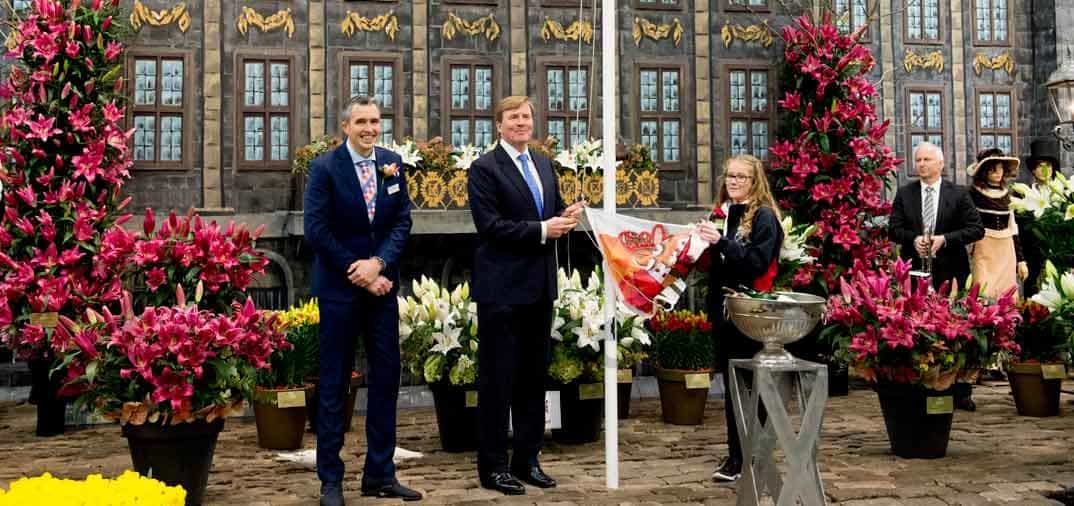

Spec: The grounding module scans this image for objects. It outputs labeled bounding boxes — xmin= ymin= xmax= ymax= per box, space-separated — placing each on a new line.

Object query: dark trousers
xmin=476 ymin=301 xmax=553 ymax=476
xmin=316 ymin=296 xmax=401 ymax=486
xmin=716 ymin=321 xmax=765 ymax=462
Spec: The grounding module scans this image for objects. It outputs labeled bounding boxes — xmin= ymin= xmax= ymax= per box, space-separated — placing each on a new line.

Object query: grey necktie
xmin=922 ymin=186 xmax=935 ymax=233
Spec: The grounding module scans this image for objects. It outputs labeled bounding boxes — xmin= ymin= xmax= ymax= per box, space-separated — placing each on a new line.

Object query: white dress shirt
xmin=499 ymin=139 xmax=548 ymax=243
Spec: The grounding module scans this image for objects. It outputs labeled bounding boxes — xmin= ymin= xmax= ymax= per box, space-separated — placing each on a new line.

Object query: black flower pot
xmin=430 ymin=382 xmax=479 ymax=452
xmin=551 ymin=382 xmax=602 ymax=444
xmin=28 ymin=357 xmax=66 ymax=437
xmin=122 ymin=418 xmax=225 ymax=506
xmin=875 ymin=382 xmax=954 ymax=459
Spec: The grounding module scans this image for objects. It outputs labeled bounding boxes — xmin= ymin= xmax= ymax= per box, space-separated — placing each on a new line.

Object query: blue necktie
xmin=518 ymin=153 xmax=544 ymax=218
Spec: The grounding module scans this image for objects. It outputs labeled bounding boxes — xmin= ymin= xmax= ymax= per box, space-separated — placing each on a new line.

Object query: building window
xmin=635 ymin=0 xmax=682 ymax=8
xmin=906 ymin=0 xmax=941 ymax=42
xmin=239 ymin=58 xmax=292 ymax=166
xmin=130 ymin=55 xmax=185 ymax=167
xmin=725 ymin=0 xmax=767 ymax=9
xmin=833 ymin=0 xmax=869 ymax=38
xmin=638 ymin=66 xmax=682 ymax=165
xmin=906 ymin=88 xmax=945 ymax=172
xmin=974 ymin=0 xmax=1008 ymax=44
xmin=448 ymin=63 xmax=496 ymax=148
xmin=977 ymin=90 xmax=1015 ymax=154
xmin=13 ymin=0 xmax=29 ymax=10
xmin=727 ymin=68 xmax=772 ymax=160
xmin=346 ymin=58 xmax=400 ymax=145
xmin=544 ymin=65 xmax=590 ymax=150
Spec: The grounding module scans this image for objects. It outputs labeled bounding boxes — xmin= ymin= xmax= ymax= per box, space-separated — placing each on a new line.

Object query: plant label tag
xmin=29 ymin=312 xmax=58 ymax=329
xmin=926 ymin=396 xmax=953 ymax=415
xmin=277 ymin=390 xmax=306 ymax=409
xmin=1042 ymin=364 xmax=1067 ymax=380
xmin=465 ymin=391 xmax=478 ymax=407
xmin=617 ymin=369 xmax=633 ymax=384
xmin=579 ymin=383 xmax=604 ymax=400
xmin=387 ymin=183 xmax=400 ymax=195
xmin=685 ymin=373 xmax=711 ymax=390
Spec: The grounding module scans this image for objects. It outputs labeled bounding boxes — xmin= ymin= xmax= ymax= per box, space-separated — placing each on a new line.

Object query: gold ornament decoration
xmin=633 ymin=170 xmax=660 ymax=207
xmin=973 ymin=51 xmax=1015 ymax=76
xmin=903 ymin=48 xmax=945 ymax=73
xmin=237 ymin=6 xmax=295 ymax=39
xmin=407 ymin=171 xmax=421 ymax=207
xmin=341 ymin=10 xmax=400 ymax=41
xmin=420 ymin=171 xmax=448 ymax=209
xmin=541 ymin=18 xmax=593 ymax=44
xmin=447 ymin=170 xmax=469 ymax=208
xmin=583 ymin=172 xmax=604 ymax=205
xmin=632 ymin=16 xmax=684 ymax=47
xmin=442 ymin=12 xmax=501 ymax=42
xmin=616 ymin=168 xmax=632 ymax=206
xmin=558 ymin=171 xmax=582 ymax=204
xmin=719 ymin=20 xmax=774 ymax=48
xmin=130 ymin=0 xmax=191 ymax=33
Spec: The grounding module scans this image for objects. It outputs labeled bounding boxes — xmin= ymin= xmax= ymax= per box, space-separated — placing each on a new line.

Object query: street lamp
xmin=1046 ymin=48 xmax=1074 ymax=151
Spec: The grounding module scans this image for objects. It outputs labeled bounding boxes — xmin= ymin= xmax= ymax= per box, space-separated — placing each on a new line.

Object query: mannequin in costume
xmin=966 ymin=148 xmax=1027 ymax=301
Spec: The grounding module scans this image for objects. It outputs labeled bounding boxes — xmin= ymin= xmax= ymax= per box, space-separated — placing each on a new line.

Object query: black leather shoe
xmin=510 ymin=465 xmax=556 ymax=488
xmin=320 ymin=482 xmax=345 ymax=506
xmin=479 ymin=472 xmax=526 ymax=495
xmin=955 ymin=397 xmax=977 ymax=411
xmin=360 ymin=480 xmax=422 ymax=501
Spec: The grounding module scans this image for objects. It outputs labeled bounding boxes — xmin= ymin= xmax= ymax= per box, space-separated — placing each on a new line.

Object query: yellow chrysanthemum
xmin=0 ymin=470 xmax=185 ymax=505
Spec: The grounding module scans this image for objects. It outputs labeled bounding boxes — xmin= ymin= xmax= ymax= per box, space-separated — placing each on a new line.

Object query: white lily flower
xmin=554 ymin=150 xmax=578 ymax=171
xmin=431 ymin=325 xmax=463 ymax=354
xmin=454 ymin=144 xmax=483 ymax=171
xmin=1061 ymin=271 xmax=1074 ymax=298
xmin=631 ymin=325 xmax=651 ymax=346
xmin=392 ymin=140 xmax=423 ymax=167
xmin=1066 ymin=204 xmax=1074 ymax=221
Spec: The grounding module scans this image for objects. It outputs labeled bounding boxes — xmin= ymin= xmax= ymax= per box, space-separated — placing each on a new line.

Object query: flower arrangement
xmin=775 ymin=216 xmax=818 ymax=289
xmin=0 ymin=0 xmax=133 ymax=359
xmin=258 ymin=300 xmax=320 ymax=390
xmin=547 ymin=269 xmax=651 ymax=384
xmin=55 ymin=286 xmax=288 ymax=425
xmin=399 ymin=276 xmax=479 ymax=386
xmin=553 ymin=138 xmax=604 ymax=172
xmin=769 ymin=15 xmax=900 ymax=294
xmin=1011 ymin=170 xmax=1074 ymax=273
xmin=96 ymin=208 xmax=269 ymax=314
xmin=415 ymin=137 xmax=457 ymax=172
xmin=0 ymin=470 xmax=185 ymax=506
xmin=291 ymin=135 xmax=342 ymax=175
xmin=1016 ymin=261 xmax=1074 ymax=362
xmin=646 ymin=310 xmax=714 ymax=371
xmin=825 ymin=259 xmax=1021 ymax=389
xmin=618 ymin=144 xmax=657 ymax=174
xmin=385 ymin=139 xmax=423 ymax=168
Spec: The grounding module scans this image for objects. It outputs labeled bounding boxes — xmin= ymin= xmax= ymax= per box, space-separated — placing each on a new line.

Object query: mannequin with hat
xmin=1016 ymin=139 xmax=1061 ymax=296
xmin=966 ymin=147 xmax=1026 ymax=301
xmin=1026 ymin=138 xmax=1061 ymax=184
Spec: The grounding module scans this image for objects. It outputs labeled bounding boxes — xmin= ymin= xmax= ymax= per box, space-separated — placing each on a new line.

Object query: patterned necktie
xmin=357 ymin=159 xmax=376 ymax=222
xmin=922 ymin=186 xmax=935 ymax=233
xmin=518 ymin=153 xmax=544 ymax=218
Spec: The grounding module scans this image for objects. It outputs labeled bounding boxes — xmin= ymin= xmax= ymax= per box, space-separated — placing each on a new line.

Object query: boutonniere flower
xmin=380 ymin=162 xmax=400 ymax=179
xmin=709 ymin=205 xmax=727 ymax=230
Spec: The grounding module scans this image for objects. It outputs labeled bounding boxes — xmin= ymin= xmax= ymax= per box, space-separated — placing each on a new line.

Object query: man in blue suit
xmin=304 ymin=95 xmax=420 ymax=505
xmin=467 ymin=95 xmax=584 ymax=495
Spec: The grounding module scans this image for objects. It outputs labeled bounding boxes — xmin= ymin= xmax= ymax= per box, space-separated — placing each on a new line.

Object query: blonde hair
xmin=494 ymin=95 xmax=536 ymax=124
xmin=715 ymin=154 xmax=781 ymax=240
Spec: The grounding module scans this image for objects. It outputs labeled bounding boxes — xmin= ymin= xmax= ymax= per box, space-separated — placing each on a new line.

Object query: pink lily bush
xmin=97 ymin=208 xmax=270 ymax=314
xmin=53 ymin=285 xmax=288 ymax=425
xmin=0 ymin=0 xmax=132 ymax=359
xmin=770 ymin=15 xmax=901 ymax=293
xmin=824 ymin=259 xmax=1021 ymax=390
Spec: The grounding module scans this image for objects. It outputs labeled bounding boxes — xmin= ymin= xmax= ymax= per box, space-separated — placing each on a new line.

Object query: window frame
xmin=721 ymin=0 xmax=770 ymax=13
xmin=337 ymin=51 xmax=405 ymax=145
xmin=536 ymin=58 xmax=596 ymax=151
xmin=830 ymin=0 xmax=872 ymax=42
xmin=235 ymin=52 xmax=296 ymax=170
xmin=974 ymin=87 xmax=1018 ymax=156
xmin=126 ymin=50 xmax=193 ymax=171
xmin=634 ymin=61 xmax=688 ymax=172
xmin=441 ymin=56 xmax=504 ymax=149
xmin=903 ymin=0 xmax=944 ymax=44
xmin=633 ymin=0 xmax=683 ymax=11
xmin=904 ymin=85 xmax=948 ymax=178
xmin=722 ymin=63 xmax=776 ymax=162
xmin=972 ymin=0 xmax=1011 ymax=46
xmin=442 ymin=0 xmax=499 ymax=5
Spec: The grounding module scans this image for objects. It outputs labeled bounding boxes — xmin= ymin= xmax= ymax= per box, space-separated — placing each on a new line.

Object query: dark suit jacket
xmin=304 ymin=144 xmax=412 ymax=302
xmin=889 ymin=180 xmax=984 ymax=289
xmin=468 ymin=144 xmax=567 ymax=305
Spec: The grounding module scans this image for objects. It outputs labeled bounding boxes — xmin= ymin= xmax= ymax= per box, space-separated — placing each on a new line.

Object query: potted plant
xmin=825 ymin=259 xmax=1021 ymax=459
xmin=614 ymin=318 xmax=651 ymax=419
xmin=1011 ymin=171 xmax=1074 ymax=274
xmin=251 ymin=308 xmax=319 ymax=450
xmin=55 ymin=287 xmax=287 ymax=506
xmin=647 ymin=310 xmax=715 ymax=425
xmin=1007 ymin=262 xmax=1074 ymax=416
xmin=399 ymin=276 xmax=480 ymax=452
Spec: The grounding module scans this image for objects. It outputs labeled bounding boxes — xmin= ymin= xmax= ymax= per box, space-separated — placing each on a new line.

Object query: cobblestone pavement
xmin=1 ymin=381 xmax=1073 ymax=505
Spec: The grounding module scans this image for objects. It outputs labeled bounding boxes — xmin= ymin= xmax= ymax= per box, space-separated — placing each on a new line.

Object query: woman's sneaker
xmin=711 ymin=457 xmax=742 ymax=482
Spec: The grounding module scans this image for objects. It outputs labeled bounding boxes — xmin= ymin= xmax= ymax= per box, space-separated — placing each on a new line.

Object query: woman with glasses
xmin=694 ymin=154 xmax=784 ymax=482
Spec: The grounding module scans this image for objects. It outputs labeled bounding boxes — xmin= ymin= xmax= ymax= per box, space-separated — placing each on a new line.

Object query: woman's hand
xmin=696 ymin=221 xmax=722 ymax=244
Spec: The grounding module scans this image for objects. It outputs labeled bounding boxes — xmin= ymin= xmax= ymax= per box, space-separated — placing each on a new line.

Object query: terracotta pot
xmin=1008 ymin=362 xmax=1063 ymax=417
xmin=253 ymin=384 xmax=314 ymax=450
xmin=655 ymin=366 xmax=713 ymax=425
xmin=123 ymin=418 xmax=225 ymax=506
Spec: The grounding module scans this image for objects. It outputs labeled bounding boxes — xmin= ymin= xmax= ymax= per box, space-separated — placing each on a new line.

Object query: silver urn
xmin=724 ymin=291 xmax=826 ymax=366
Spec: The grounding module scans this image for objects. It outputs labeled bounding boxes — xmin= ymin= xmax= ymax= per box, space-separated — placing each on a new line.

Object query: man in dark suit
xmin=889 ymin=141 xmax=984 ymax=411
xmin=467 ymin=95 xmax=584 ymax=496
xmin=304 ymin=96 xmax=420 ymax=505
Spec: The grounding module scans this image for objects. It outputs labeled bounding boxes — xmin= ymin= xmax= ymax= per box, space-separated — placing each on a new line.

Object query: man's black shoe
xmin=360 ymin=480 xmax=422 ymax=501
xmin=320 ymin=482 xmax=345 ymax=506
xmin=510 ymin=465 xmax=556 ymax=488
xmin=955 ymin=397 xmax=977 ymax=411
xmin=479 ymin=472 xmax=526 ymax=495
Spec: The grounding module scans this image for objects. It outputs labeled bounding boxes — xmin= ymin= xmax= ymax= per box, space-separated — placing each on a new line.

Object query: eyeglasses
xmin=725 ymin=174 xmax=754 ymax=183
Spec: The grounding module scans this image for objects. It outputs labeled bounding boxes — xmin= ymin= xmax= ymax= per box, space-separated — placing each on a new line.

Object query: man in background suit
xmin=304 ymin=96 xmax=420 ymax=505
xmin=467 ymin=95 xmax=584 ymax=496
xmin=889 ymin=141 xmax=984 ymax=411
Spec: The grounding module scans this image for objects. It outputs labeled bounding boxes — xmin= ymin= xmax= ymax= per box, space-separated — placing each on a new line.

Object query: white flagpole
xmin=601 ymin=0 xmax=619 ymax=490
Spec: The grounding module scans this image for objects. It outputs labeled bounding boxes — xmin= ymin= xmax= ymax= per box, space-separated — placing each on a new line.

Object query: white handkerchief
xmin=387 ymin=183 xmax=400 ymax=195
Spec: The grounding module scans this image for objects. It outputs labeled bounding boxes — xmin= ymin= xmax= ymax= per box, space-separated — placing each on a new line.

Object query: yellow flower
xmin=0 ymin=470 xmax=185 ymax=505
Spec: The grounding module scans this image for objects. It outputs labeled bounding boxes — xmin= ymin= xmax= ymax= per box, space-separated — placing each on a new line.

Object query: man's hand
xmin=1017 ymin=261 xmax=1029 ymax=281
xmin=929 ymin=235 xmax=945 ymax=256
xmin=562 ymin=201 xmax=585 ymax=220
xmin=347 ymin=259 xmax=381 ymax=287
xmin=696 ymin=221 xmax=722 ymax=244
xmin=365 ymin=276 xmax=393 ymax=296
xmin=914 ymin=235 xmax=930 ymax=257
xmin=545 ymin=216 xmax=577 ymax=239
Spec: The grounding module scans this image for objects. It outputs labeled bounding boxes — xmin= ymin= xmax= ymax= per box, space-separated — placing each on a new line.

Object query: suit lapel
xmin=935 ymin=181 xmax=954 ymax=231
xmin=907 ymin=181 xmax=924 ymax=233
xmin=495 ymin=145 xmax=541 ymax=218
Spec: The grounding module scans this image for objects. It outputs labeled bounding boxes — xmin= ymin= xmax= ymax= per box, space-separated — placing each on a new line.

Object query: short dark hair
xmin=341 ymin=95 xmax=380 ymax=123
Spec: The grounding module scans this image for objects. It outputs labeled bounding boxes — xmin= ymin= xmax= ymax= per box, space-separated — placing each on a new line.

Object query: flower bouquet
xmin=1011 ymin=171 xmax=1074 ymax=274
